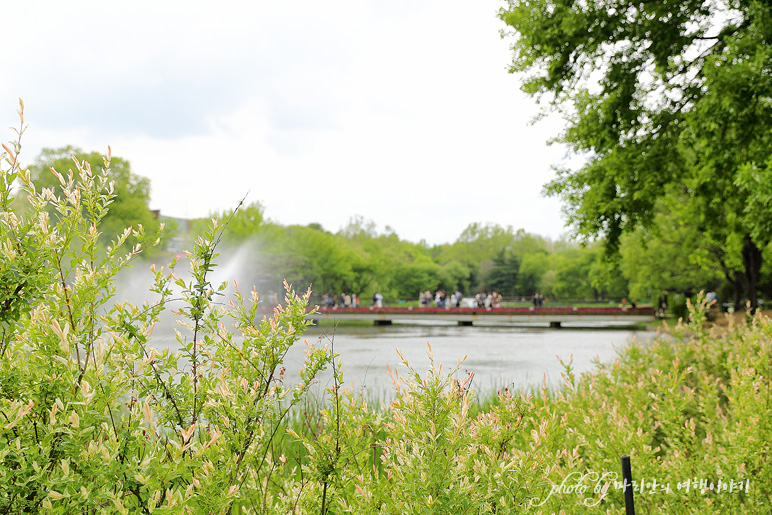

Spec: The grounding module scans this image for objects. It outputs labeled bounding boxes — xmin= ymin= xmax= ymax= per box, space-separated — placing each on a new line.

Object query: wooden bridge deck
xmin=311 ymin=306 xmax=656 ymax=327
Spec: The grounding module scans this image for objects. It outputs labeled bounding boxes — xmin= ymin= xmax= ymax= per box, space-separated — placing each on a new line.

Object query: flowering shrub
xmin=502 ymin=306 xmax=772 ymax=513
xmin=0 ymin=105 xmax=330 ymax=514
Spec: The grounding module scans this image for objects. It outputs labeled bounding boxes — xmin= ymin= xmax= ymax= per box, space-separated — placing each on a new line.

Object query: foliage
xmin=437 ymin=260 xmax=470 ymax=293
xmin=499 ymin=0 xmax=772 ymax=308
xmin=351 ymin=349 xmax=548 ymax=513
xmin=485 ymin=249 xmax=520 ymax=296
xmin=25 ymin=145 xmax=161 ymax=254
xmin=587 ymin=256 xmax=628 ymax=300
xmin=518 ymin=253 xmax=548 ymax=296
xmin=291 ymin=302 xmax=772 ymax=514
xmin=0 ymin=103 xmax=52 ymax=337
xmin=435 ymin=223 xmax=520 ymax=291
xmin=736 ymin=154 xmax=772 ymax=254
xmin=392 ymin=256 xmax=441 ymax=299
xmin=191 ymin=200 xmax=266 ymax=247
xmin=549 ymin=248 xmax=599 ymax=299
xmin=619 ymin=208 xmax=724 ymax=301
xmin=0 ymin=113 xmax=331 ymax=513
xmin=0 ymin=117 xmax=571 ymax=513
xmin=504 ymin=300 xmax=772 ymax=513
xmin=182 ymin=207 xmax=726 ymax=303
xmin=288 ymin=346 xmax=551 ymax=514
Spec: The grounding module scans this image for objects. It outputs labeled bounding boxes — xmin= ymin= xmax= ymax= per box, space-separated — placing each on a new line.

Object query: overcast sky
xmin=3 ymin=0 xmax=572 ymax=245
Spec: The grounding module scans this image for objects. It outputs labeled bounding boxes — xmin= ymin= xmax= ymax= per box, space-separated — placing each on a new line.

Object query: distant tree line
xmin=21 ymin=147 xmax=772 ymax=310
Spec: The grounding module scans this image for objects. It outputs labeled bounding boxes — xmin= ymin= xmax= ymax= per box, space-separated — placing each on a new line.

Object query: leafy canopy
xmin=500 ymin=0 xmax=772 ymax=308
xmin=500 ymin=0 xmax=772 ymax=247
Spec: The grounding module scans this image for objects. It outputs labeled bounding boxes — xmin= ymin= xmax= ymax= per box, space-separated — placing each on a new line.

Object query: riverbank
xmin=646 ymin=309 xmax=772 ymax=332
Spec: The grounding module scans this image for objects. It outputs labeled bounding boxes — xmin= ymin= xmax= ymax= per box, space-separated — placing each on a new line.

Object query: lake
xmin=146 ymin=317 xmax=654 ymax=401
xmin=283 ymin=322 xmax=656 ymax=400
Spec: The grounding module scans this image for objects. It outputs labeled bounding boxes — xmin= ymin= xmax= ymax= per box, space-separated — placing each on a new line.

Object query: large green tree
xmin=27 ymin=146 xmax=160 ymax=251
xmin=500 ymin=0 xmax=772 ymax=308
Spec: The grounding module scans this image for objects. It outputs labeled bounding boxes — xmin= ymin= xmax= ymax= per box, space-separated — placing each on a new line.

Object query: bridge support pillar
xmin=374 ymin=320 xmax=393 ymax=326
xmin=549 ymin=321 xmax=562 ymax=328
xmin=458 ymin=321 xmax=473 ymax=326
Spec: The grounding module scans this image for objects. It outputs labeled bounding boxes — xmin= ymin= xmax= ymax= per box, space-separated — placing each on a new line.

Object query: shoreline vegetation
xmin=27 ymin=143 xmax=740 ymax=318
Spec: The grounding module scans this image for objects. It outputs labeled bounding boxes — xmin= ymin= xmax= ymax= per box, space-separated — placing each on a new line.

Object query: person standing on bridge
xmin=373 ymin=291 xmax=384 ymax=308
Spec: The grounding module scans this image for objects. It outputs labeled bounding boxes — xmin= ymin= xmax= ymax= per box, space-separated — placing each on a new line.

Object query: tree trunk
xmin=716 ymin=250 xmax=745 ymax=312
xmin=733 ymin=271 xmax=745 ymax=312
xmin=741 ymin=235 xmax=762 ymax=313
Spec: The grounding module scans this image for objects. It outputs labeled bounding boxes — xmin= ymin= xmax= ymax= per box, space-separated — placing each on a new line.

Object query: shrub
xmin=0 ymin=103 xmax=331 ymax=514
xmin=504 ymin=303 xmax=771 ymax=513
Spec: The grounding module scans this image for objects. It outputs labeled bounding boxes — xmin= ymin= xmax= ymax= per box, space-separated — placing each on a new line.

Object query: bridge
xmin=311 ymin=306 xmax=656 ymax=328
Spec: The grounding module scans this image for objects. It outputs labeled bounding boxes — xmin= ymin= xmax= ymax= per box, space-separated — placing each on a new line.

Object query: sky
xmin=3 ymin=0 xmax=573 ymax=245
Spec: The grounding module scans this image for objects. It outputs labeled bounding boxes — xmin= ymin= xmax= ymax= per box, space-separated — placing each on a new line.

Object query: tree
xmin=500 ymin=0 xmax=772 ymax=309
xmin=436 ymin=223 xmax=519 ymax=292
xmin=618 ymin=191 xmax=729 ymax=303
xmin=587 ymin=257 xmax=629 ymax=300
xmin=27 ymin=146 xmax=160 ymax=251
xmin=518 ymin=253 xmax=548 ymax=296
xmin=550 ymin=248 xmax=599 ymax=299
xmin=212 ymin=200 xmax=266 ymax=245
xmin=393 ymin=256 xmax=442 ymax=299
xmin=485 ymin=249 xmax=521 ymax=296
xmin=275 ymin=225 xmax=357 ymax=294
xmin=438 ymin=261 xmax=471 ymax=293
xmin=511 ymin=232 xmax=549 ymax=296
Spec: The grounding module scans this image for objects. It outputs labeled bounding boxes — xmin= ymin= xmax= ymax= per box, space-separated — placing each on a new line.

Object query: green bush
xmin=0 ymin=105 xmax=331 ymax=513
xmin=503 ymin=307 xmax=771 ymax=513
xmin=668 ymin=292 xmax=691 ymax=320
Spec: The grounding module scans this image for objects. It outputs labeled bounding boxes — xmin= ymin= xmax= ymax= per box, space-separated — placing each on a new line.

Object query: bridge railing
xmin=309 ymin=295 xmax=641 ymax=309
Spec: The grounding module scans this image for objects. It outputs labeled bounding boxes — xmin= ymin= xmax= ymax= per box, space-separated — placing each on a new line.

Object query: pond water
xmin=247 ymin=323 xmax=654 ymax=400
xmin=146 ymin=317 xmax=654 ymax=400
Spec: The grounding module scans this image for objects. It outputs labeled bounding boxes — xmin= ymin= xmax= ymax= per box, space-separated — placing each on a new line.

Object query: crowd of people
xmin=316 ymin=291 xmax=552 ymax=309
xmin=418 ymin=290 xmax=466 ymax=308
xmin=321 ymin=292 xmax=360 ymax=308
xmin=417 ymin=290 xmax=506 ymax=309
